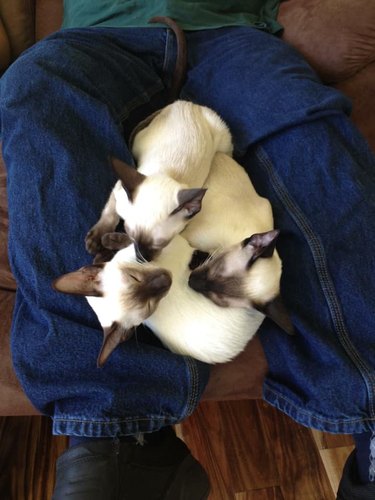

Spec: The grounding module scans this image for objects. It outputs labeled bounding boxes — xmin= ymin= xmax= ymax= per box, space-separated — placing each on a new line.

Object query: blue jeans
xmin=1 ymin=25 xmax=374 ymax=436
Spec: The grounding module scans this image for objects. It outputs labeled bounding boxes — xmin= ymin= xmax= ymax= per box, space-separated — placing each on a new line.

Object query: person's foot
xmin=52 ymin=426 xmax=210 ymax=500
xmin=336 ymin=449 xmax=375 ymax=500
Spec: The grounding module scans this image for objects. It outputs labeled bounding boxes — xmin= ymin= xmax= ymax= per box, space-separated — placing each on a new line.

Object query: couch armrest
xmin=0 ymin=291 xmax=38 ymax=415
xmin=335 ymin=60 xmax=375 ymax=151
xmin=0 ymin=0 xmax=35 ymax=67
xmin=279 ymin=0 xmax=375 ymax=83
xmin=0 ymin=17 xmax=11 ymax=72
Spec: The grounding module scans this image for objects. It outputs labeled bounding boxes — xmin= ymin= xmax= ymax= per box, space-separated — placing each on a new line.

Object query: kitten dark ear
xmin=97 ymin=322 xmax=135 ymax=367
xmin=171 ymin=188 xmax=207 ymax=218
xmin=52 ymin=264 xmax=104 ymax=297
xmin=242 ymin=229 xmax=280 ymax=265
xmin=110 ymin=156 xmax=146 ymax=202
xmin=254 ymin=295 xmax=295 ymax=336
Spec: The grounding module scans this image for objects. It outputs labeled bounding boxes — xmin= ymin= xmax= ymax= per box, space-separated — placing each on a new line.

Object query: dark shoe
xmin=336 ymin=449 xmax=375 ymax=500
xmin=53 ymin=427 xmax=210 ymax=500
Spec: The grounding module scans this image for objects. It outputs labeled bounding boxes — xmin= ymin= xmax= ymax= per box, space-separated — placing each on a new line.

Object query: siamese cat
xmin=85 ymin=100 xmax=233 ymax=261
xmin=143 ymin=234 xmax=266 ymax=363
xmin=54 ymin=234 xmax=270 ymax=365
xmin=183 ymin=152 xmax=294 ymax=335
xmin=53 ymin=244 xmax=172 ymax=367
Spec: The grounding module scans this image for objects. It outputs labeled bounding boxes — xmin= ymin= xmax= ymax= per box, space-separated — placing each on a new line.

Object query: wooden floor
xmin=178 ymin=400 xmax=353 ymax=500
xmin=0 ymin=401 xmax=353 ymax=499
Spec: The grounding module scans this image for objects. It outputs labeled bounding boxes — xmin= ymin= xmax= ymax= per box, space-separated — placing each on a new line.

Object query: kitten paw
xmin=93 ymin=248 xmax=117 ymax=264
xmin=85 ymin=226 xmax=107 ymax=254
xmin=101 ymin=232 xmax=131 ymax=251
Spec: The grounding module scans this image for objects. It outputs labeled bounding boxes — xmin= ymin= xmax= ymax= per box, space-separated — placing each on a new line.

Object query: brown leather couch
xmin=1 ymin=0 xmax=375 ymax=416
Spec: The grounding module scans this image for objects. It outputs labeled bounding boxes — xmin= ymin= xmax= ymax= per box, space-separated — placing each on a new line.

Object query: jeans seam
xmin=256 ymin=145 xmax=375 ymax=419
xmin=265 ymin=384 xmax=375 ymax=425
xmin=40 ymin=32 xmax=165 ymax=126
xmin=52 ymin=416 xmax=177 ymax=437
xmin=182 ymin=357 xmax=200 ymax=418
xmin=53 ymin=415 xmax=174 ymax=424
xmin=117 ymin=28 xmax=169 ymax=123
xmin=117 ymin=81 xmax=165 ymax=123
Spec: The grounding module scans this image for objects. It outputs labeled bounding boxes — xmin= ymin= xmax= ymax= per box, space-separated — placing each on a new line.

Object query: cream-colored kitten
xmin=86 ymin=100 xmax=233 ymax=261
xmin=144 ymin=235 xmax=265 ymax=363
xmin=53 ymin=244 xmax=172 ymax=367
xmin=54 ymin=235 xmax=265 ymax=365
xmin=183 ymin=152 xmax=293 ymax=334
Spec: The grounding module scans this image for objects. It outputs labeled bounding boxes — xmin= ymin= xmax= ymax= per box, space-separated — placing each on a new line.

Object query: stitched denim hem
xmin=180 ymin=356 xmax=204 ymax=419
xmin=256 ymin=143 xmax=375 ymax=381
xmin=51 ymin=356 xmax=208 ymax=438
xmin=52 ymin=414 xmax=181 ymax=437
xmin=263 ymin=383 xmax=375 ymax=434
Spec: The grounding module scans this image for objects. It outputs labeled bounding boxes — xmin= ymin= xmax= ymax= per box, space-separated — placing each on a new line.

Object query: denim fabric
xmin=244 ymin=124 xmax=375 ymax=434
xmin=179 ymin=27 xmax=375 ymax=433
xmin=1 ymin=27 xmax=209 ymax=437
xmin=1 ymin=25 xmax=374 ymax=436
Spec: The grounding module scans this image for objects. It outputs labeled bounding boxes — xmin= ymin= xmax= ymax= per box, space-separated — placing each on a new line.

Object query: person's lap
xmin=2 ymin=24 xmax=374 ymax=437
xmin=1 ymin=27 xmax=209 ymax=437
xmin=181 ymin=26 xmax=375 ymax=433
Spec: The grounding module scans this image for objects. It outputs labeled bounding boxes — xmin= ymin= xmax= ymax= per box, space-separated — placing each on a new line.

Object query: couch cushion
xmin=35 ymin=0 xmax=63 ymax=41
xmin=0 ymin=17 xmax=11 ymax=72
xmin=279 ymin=0 xmax=375 ymax=83
xmin=0 ymin=290 xmax=38 ymax=415
xmin=0 ymin=0 xmax=35 ymax=59
xmin=335 ymin=61 xmax=375 ymax=152
xmin=4 ymin=0 xmax=375 ymax=85
xmin=0 ymin=151 xmax=16 ymax=291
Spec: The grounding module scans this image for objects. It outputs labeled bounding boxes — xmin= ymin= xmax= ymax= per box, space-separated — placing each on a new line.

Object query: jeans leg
xmin=182 ymin=26 xmax=375 ymax=433
xmin=1 ymin=27 xmax=209 ymax=436
xmin=182 ymin=26 xmax=351 ymax=154
xmin=243 ymin=116 xmax=375 ymax=433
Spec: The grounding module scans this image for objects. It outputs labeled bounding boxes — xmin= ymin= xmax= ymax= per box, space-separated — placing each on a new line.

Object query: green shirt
xmin=62 ymin=1 xmax=282 ymax=34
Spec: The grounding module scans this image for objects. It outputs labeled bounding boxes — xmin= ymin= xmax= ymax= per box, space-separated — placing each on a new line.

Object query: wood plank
xmin=255 ymin=401 xmax=335 ymax=500
xmin=177 ymin=421 xmax=233 ymax=500
xmin=0 ymin=409 xmax=354 ymax=499
xmin=219 ymin=400 xmax=281 ymax=492
xmin=0 ymin=416 xmax=68 ymax=500
xmin=180 ymin=400 xmax=282 ymax=498
xmin=179 ymin=401 xmax=236 ymax=500
xmin=235 ymin=486 xmax=284 ymax=499
xmin=318 ymin=446 xmax=354 ymax=495
xmin=311 ymin=429 xmax=354 ymax=450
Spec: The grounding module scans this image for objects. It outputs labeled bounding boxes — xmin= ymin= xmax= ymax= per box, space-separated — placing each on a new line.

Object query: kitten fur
xmin=55 ymin=235 xmax=264 ymax=365
xmin=86 ymin=100 xmax=233 ymax=260
xmin=144 ymin=235 xmax=265 ymax=363
xmin=182 ymin=152 xmax=293 ymax=334
xmin=53 ymin=245 xmax=172 ymax=367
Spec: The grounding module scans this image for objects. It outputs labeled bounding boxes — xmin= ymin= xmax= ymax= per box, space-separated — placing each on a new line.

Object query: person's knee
xmin=1 ymin=30 xmax=89 ymax=105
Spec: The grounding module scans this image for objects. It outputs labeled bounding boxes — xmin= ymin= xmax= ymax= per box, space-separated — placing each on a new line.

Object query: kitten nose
xmin=188 ymin=270 xmax=208 ymax=292
xmin=148 ymin=271 xmax=172 ymax=295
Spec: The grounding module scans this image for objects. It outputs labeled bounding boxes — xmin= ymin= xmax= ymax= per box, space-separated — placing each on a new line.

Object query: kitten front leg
xmin=101 ymin=232 xmax=131 ymax=251
xmin=92 ymin=232 xmax=132 ymax=264
xmin=85 ymin=184 xmax=120 ymax=254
